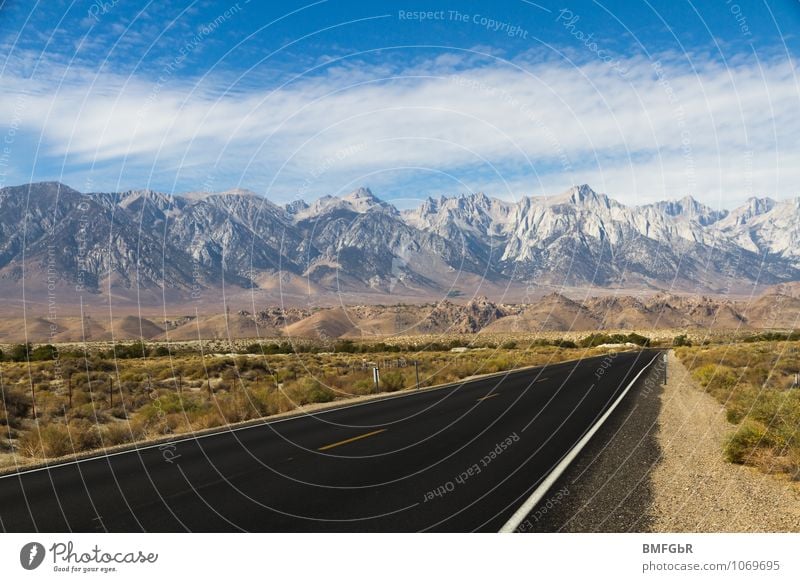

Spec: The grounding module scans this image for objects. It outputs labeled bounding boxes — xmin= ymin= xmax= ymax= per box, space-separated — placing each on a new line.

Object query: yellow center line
xmin=317 ymin=429 xmax=387 ymax=451
xmin=477 ymin=393 xmax=500 ymax=402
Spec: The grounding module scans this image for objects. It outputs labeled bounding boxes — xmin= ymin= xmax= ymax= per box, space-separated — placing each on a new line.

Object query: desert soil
xmin=649 ymin=351 xmax=800 ymax=532
xmin=523 ymin=351 xmax=800 ymax=532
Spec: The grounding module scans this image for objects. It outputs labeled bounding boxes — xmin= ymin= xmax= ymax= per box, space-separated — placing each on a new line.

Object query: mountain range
xmin=1 ymin=181 xmax=799 ymax=308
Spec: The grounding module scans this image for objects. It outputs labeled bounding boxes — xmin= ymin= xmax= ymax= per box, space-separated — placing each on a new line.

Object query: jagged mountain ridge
xmin=1 ymin=181 xmax=799 ymax=299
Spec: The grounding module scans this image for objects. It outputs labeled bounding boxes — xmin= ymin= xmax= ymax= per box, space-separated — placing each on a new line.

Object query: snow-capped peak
xmin=292 ymin=186 xmax=394 ymax=221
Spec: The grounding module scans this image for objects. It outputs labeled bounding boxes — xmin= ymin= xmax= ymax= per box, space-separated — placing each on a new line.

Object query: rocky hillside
xmin=2 ymin=289 xmax=796 ymax=343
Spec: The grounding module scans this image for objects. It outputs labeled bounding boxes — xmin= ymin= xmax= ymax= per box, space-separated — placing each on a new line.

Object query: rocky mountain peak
xmin=0 ymin=181 xmax=80 ymax=201
xmin=341 ymin=187 xmax=392 ymax=212
xmin=547 ymin=184 xmax=612 ymax=209
xmin=285 ymin=199 xmax=310 ymax=215
xmin=721 ymin=196 xmax=777 ymax=227
xmin=646 ymin=195 xmax=727 ymax=226
xmin=344 ymin=186 xmax=375 ymax=200
xmin=293 ymin=186 xmax=393 ymax=221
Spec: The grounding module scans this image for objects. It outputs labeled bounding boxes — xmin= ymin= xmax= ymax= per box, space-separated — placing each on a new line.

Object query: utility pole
xmin=414 ymin=360 xmax=420 ymax=390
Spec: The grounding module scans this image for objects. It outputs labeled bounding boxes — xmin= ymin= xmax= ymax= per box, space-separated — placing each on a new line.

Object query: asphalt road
xmin=0 ymin=349 xmax=659 ymax=532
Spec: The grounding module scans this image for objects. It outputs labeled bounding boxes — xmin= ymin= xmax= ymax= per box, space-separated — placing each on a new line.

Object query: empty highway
xmin=0 ymin=349 xmax=660 ymax=532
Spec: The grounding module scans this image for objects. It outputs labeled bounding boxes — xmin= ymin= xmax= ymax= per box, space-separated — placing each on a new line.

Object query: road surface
xmin=0 ymin=349 xmax=659 ymax=532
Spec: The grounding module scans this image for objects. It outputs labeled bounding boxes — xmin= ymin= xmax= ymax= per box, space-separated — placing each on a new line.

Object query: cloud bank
xmin=1 ymin=46 xmax=798 ymax=208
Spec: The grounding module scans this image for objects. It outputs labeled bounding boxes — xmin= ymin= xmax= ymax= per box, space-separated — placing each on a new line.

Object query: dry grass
xmin=675 ymin=341 xmax=800 ymax=479
xmin=0 ymin=337 xmax=625 ymax=468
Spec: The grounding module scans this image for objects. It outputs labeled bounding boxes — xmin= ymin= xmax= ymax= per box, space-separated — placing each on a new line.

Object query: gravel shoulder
xmin=650 ymin=351 xmax=800 ymax=532
xmin=523 ymin=350 xmax=800 ymax=532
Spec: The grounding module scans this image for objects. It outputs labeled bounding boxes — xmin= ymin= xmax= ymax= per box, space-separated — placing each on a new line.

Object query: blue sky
xmin=1 ymin=0 xmax=798 ymax=208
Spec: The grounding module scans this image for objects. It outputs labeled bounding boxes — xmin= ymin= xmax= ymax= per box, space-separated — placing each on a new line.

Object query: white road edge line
xmin=498 ymin=351 xmax=663 ymax=533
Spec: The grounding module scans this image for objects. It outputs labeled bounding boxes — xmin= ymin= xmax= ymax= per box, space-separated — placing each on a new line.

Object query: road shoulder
xmin=518 ymin=353 xmax=663 ymax=532
xmin=649 ymin=351 xmax=800 ymax=532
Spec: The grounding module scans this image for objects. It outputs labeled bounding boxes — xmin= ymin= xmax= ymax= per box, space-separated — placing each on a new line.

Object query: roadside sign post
xmin=414 ymin=360 xmax=420 ymax=390
xmin=373 ymin=367 xmax=380 ymax=393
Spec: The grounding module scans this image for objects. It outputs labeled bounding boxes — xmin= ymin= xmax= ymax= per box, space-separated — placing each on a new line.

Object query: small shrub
xmin=18 ymin=424 xmax=72 ymax=458
xmin=30 ymin=344 xmax=58 ymax=361
xmin=554 ymin=339 xmax=578 ymax=349
xmin=294 ymin=378 xmax=335 ymax=403
xmin=484 ymin=357 xmax=512 ymax=373
xmin=692 ymin=364 xmax=738 ymax=397
xmin=672 ymin=334 xmax=692 ymax=347
xmin=192 ymin=412 xmax=225 ymax=430
xmin=625 ymin=333 xmax=651 ymax=346
xmin=8 ymin=343 xmax=32 ymax=362
xmin=103 ymin=422 xmax=136 ymax=446
xmin=113 ymin=341 xmax=149 ymax=359
xmin=216 ymin=393 xmax=256 ymax=424
xmin=333 ymin=340 xmax=358 ymax=353
xmin=725 ymin=420 xmax=770 ymax=464
xmin=67 ymin=418 xmax=101 ymax=451
xmin=382 ymin=371 xmax=405 ymax=392
xmin=726 ymin=406 xmax=745 ymax=425
xmin=1 ymin=387 xmax=32 ymax=419
xmin=352 ymin=379 xmax=374 ymax=395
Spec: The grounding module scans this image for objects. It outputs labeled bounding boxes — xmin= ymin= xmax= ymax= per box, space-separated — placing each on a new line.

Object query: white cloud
xmin=1 ymin=48 xmax=798 ymax=206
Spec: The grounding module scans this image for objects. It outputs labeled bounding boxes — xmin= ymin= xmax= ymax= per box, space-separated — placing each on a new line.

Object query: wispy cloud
xmin=1 ymin=46 xmax=798 ymax=207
